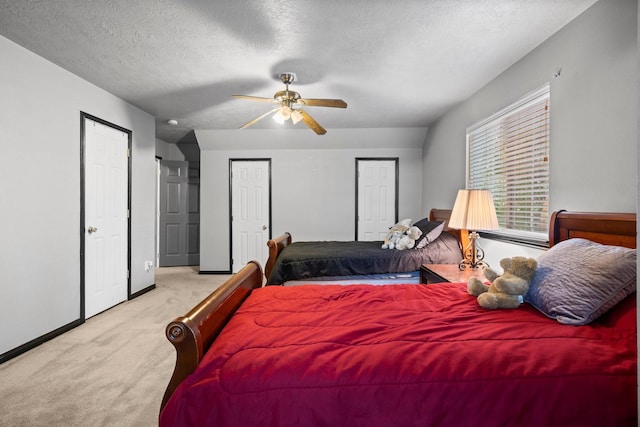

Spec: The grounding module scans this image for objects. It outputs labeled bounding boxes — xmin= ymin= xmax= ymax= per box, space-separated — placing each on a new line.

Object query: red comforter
xmin=160 ymin=283 xmax=637 ymax=427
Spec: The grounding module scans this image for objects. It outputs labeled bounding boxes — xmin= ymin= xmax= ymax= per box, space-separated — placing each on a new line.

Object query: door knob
xmin=262 ymin=225 xmax=267 ymax=231
xmin=88 ymin=226 xmax=98 ymax=234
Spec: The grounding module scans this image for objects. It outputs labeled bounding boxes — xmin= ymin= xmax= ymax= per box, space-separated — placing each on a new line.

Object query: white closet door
xmin=357 ymin=159 xmax=397 ymax=241
xmin=231 ymin=160 xmax=270 ymax=273
xmin=84 ymin=118 xmax=128 ymax=318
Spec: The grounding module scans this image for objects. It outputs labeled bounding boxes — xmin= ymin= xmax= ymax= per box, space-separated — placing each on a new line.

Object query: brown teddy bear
xmin=467 ymin=256 xmax=538 ymax=309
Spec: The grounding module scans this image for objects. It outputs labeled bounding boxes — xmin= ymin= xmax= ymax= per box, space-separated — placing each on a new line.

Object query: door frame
xmin=80 ymin=112 xmax=132 ymax=321
xmin=354 ymin=157 xmax=399 ymax=241
xmin=155 ymin=156 xmax=162 ymax=268
xmin=229 ymin=158 xmax=272 ymax=273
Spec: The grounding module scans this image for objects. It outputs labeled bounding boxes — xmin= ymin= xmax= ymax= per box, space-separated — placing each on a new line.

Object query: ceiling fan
xmin=232 ymin=73 xmax=347 ymax=135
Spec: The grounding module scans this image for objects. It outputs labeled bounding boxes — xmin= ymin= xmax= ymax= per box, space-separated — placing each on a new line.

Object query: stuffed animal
xmin=467 ymin=256 xmax=538 ymax=309
xmin=382 ymin=230 xmax=404 ymax=249
xmin=395 ymin=226 xmax=423 ymax=250
xmin=382 ymin=219 xmax=412 ymax=249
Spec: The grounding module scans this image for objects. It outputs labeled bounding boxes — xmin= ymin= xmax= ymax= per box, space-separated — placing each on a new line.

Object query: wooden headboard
xmin=429 ymin=208 xmax=470 ymax=252
xmin=549 ymin=210 xmax=636 ymax=249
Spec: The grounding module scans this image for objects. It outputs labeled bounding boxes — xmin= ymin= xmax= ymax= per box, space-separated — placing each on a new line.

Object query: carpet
xmin=0 ymin=267 xmax=230 ymax=426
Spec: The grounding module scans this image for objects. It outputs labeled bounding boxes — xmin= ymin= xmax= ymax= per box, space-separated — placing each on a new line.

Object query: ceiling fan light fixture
xmin=272 ymin=111 xmax=285 ymax=124
xmin=272 ymin=107 xmax=286 ymax=124
xmin=234 ymin=72 xmax=347 ymax=135
xmin=290 ymin=110 xmax=303 ymax=124
xmin=273 ymin=106 xmax=292 ymax=124
xmin=281 ymin=106 xmax=291 ymax=120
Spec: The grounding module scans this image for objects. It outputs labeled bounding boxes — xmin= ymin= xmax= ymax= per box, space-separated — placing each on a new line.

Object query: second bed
xmin=265 ymin=208 xmax=467 ymax=285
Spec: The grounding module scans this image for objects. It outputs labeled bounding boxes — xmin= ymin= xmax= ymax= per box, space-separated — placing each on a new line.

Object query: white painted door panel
xmin=84 ymin=118 xmax=128 ymax=318
xmin=357 ymin=160 xmax=397 ymax=241
xmin=231 ymin=161 xmax=270 ymax=273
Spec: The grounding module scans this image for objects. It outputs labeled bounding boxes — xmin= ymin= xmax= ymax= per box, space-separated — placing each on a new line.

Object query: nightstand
xmin=420 ymin=264 xmax=487 ymax=284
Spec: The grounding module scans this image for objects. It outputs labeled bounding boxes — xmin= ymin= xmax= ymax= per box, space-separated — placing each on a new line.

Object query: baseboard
xmin=199 ymin=270 xmax=232 ymax=275
xmin=130 ymin=284 xmax=156 ymax=299
xmin=0 ymin=318 xmax=83 ymax=365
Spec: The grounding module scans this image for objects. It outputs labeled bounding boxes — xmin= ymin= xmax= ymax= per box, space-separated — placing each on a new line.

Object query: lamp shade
xmin=448 ymin=189 xmax=499 ymax=231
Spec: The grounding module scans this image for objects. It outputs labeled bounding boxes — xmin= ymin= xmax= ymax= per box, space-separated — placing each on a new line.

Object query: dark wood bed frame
xmin=265 ymin=208 xmax=471 ymax=282
xmin=160 ymin=210 xmax=636 ymax=412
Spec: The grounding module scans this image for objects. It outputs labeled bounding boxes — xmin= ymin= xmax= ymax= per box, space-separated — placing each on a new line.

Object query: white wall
xmin=196 ymin=128 xmax=427 ymax=271
xmin=422 ymin=0 xmax=637 ymax=266
xmin=156 ymin=138 xmax=200 ymax=162
xmin=0 ymin=36 xmax=156 ymax=356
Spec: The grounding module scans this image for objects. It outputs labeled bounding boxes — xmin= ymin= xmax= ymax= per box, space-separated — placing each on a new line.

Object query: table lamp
xmin=448 ymin=189 xmax=499 ymax=270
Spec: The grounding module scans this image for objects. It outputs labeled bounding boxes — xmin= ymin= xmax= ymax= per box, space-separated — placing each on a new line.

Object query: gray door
xmin=159 ymin=160 xmax=200 ymax=266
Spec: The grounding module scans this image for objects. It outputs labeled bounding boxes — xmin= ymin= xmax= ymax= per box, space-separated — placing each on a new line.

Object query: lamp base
xmin=458 ymin=231 xmax=489 ymax=270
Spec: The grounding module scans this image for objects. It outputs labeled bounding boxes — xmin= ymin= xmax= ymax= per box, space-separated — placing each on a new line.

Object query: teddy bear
xmin=467 ymin=256 xmax=538 ymax=309
xmin=395 ymin=226 xmax=423 ymax=250
xmin=382 ymin=219 xmax=412 ymax=249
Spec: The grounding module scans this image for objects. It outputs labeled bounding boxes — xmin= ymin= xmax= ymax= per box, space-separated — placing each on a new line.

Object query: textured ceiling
xmin=0 ymin=0 xmax=598 ymax=143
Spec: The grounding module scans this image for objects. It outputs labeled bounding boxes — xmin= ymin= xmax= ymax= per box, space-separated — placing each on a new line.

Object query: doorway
xmin=355 ymin=158 xmax=398 ymax=241
xmin=81 ymin=113 xmax=131 ymax=319
xmin=230 ymin=159 xmax=271 ymax=273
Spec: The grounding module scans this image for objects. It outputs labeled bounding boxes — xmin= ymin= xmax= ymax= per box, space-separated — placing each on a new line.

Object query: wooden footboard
xmin=160 ymin=260 xmax=264 ymax=411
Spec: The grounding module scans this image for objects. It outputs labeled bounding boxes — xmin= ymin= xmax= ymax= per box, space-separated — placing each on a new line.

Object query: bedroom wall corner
xmin=196 ymin=128 xmax=426 ymax=272
xmin=421 ymin=0 xmax=637 ymax=268
xmin=0 ymin=35 xmax=156 ymax=358
xmin=422 ymin=0 xmax=637 ymax=217
xmin=155 ymin=137 xmax=200 ymax=162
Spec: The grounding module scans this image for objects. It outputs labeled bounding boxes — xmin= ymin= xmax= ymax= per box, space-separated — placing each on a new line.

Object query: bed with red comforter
xmin=160 ymin=211 xmax=637 ymax=426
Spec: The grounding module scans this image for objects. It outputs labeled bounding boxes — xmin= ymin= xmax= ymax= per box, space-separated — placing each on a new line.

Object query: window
xmin=466 ymin=84 xmax=550 ymax=243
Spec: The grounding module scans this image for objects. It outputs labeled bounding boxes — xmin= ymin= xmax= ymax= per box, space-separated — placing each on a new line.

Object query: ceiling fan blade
xmin=240 ymin=108 xmax=280 ymax=129
xmin=299 ymin=98 xmax=347 ymax=108
xmin=298 ymin=110 xmax=327 ymax=135
xmin=232 ymin=95 xmax=277 ymax=103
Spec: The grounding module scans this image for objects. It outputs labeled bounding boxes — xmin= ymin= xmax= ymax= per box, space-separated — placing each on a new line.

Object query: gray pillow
xmin=413 ymin=219 xmax=445 ymax=249
xmin=525 ymin=238 xmax=636 ymax=325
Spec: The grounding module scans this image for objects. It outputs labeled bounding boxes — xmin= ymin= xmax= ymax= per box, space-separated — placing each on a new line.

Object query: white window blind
xmin=467 ymin=85 xmax=550 ymax=242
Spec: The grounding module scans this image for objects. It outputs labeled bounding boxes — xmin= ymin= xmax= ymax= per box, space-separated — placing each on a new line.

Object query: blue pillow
xmin=525 ymin=238 xmax=636 ymax=325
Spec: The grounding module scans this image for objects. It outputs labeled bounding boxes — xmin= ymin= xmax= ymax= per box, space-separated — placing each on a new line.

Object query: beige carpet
xmin=0 ymin=267 xmax=230 ymax=427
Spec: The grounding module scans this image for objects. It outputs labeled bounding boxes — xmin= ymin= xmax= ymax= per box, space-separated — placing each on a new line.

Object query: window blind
xmin=467 ymin=85 xmax=550 ymax=241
